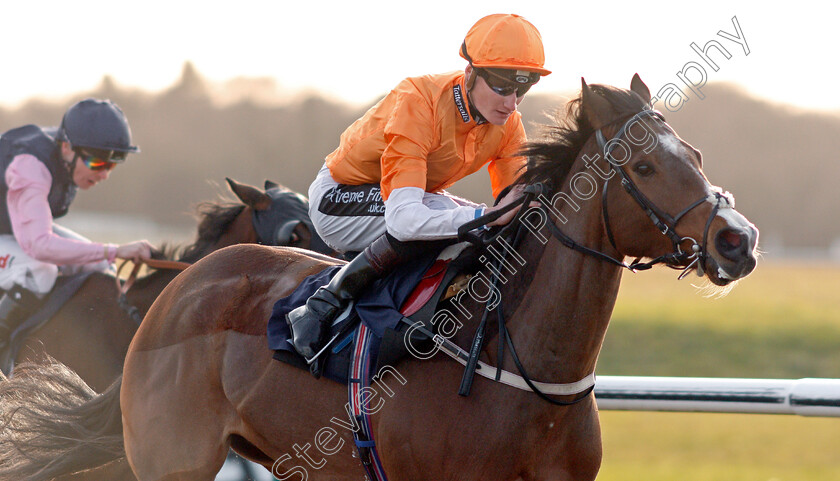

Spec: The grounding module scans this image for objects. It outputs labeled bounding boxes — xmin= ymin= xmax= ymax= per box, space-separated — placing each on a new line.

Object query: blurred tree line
xmin=0 ymin=63 xmax=836 ymax=252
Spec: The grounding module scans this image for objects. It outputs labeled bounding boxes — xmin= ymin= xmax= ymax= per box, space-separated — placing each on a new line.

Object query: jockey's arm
xmin=6 ymin=155 xmax=116 ymax=265
xmin=383 ymin=186 xmax=484 ymax=241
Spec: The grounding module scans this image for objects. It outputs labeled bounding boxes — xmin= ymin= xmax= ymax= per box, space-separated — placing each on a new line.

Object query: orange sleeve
xmin=487 ymin=118 xmax=528 ymax=199
xmin=379 ymin=86 xmax=436 ymax=200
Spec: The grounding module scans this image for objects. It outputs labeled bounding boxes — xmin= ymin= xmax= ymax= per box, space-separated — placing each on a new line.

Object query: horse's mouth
xmin=707 ymin=261 xmax=735 ymax=286
xmin=700 ymin=223 xmax=759 ymax=286
xmin=704 ymin=254 xmax=757 ymax=286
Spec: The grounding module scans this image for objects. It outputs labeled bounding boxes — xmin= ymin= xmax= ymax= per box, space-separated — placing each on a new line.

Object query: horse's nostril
xmin=715 ymin=228 xmax=747 ymax=261
xmin=722 ymin=230 xmax=742 ymax=249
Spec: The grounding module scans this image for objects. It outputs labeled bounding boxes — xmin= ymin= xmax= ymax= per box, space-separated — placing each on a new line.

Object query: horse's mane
xmin=154 ymin=201 xmax=246 ymax=264
xmin=517 ymin=84 xmax=648 ymax=188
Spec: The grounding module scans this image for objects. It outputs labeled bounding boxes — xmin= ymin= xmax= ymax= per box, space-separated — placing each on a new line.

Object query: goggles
xmin=74 ymin=150 xmax=123 ymax=172
xmin=476 ymin=68 xmax=540 ymax=97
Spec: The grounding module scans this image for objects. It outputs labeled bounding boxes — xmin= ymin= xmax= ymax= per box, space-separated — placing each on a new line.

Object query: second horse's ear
xmin=630 ymin=73 xmax=651 ymax=105
xmin=265 ymin=180 xmax=280 ymax=191
xmin=227 ymin=177 xmax=272 ymax=211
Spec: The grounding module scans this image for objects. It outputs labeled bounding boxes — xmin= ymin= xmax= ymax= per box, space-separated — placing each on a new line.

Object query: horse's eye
xmin=633 ymin=163 xmax=655 ymax=176
xmin=290 ymin=233 xmax=300 ymax=243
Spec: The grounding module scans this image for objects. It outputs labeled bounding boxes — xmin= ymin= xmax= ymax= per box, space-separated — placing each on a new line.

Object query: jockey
xmin=287 ymin=13 xmax=550 ymax=361
xmin=0 ymin=99 xmax=154 ymax=363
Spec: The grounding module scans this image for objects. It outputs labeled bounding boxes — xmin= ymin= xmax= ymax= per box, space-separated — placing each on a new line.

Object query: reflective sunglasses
xmin=75 ymin=151 xmax=119 ymax=172
xmin=476 ymin=68 xmax=540 ymax=97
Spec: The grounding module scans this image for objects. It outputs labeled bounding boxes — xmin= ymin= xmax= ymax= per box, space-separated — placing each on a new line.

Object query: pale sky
xmin=2 ymin=1 xmax=835 ymax=112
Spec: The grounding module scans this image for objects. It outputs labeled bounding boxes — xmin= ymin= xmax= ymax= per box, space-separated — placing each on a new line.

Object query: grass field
xmin=595 ymin=261 xmax=840 ymax=480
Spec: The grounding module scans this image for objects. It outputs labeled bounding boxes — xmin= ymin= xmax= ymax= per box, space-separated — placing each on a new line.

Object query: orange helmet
xmin=459 ymin=14 xmax=551 ymax=76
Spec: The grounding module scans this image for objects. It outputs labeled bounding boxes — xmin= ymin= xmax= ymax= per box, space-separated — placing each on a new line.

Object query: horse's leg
xmin=376 ymin=359 xmax=603 ymax=481
xmin=527 ymin=402 xmax=602 ymax=481
xmin=122 ymin=320 xmax=356 ymax=481
xmin=220 ymin=329 xmax=356 ymax=479
xmin=122 ymin=334 xmax=233 ymax=481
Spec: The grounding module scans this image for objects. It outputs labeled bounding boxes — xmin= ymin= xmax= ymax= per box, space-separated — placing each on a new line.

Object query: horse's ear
xmin=226 ymin=177 xmax=272 ymax=211
xmin=580 ymin=77 xmax=614 ymax=130
xmin=630 ymin=73 xmax=651 ymax=105
xmin=264 ymin=180 xmax=280 ymax=191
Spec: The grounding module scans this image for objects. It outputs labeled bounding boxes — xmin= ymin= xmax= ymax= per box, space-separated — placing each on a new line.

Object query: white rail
xmin=594 ymin=376 xmax=840 ymax=417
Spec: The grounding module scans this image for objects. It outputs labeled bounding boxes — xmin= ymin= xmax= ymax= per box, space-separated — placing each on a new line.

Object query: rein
xmin=456 ymin=183 xmax=544 ymax=246
xmin=115 ymin=259 xmax=192 ymax=324
xmin=455 ymin=190 xmax=597 ymax=405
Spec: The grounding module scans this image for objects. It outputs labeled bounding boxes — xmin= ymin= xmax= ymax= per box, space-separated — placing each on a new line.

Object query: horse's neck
xmin=492 ymin=177 xmax=624 ymax=383
xmin=126 ymin=270 xmax=183 ymax=316
xmin=213 ymin=209 xmax=259 ymax=251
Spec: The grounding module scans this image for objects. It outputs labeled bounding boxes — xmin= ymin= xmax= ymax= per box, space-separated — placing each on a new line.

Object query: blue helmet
xmin=58 ymin=99 xmax=139 ymax=161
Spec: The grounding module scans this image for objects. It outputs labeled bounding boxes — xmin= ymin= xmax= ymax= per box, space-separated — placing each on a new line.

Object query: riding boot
xmin=286 ymin=235 xmax=401 ymax=363
xmin=0 ymin=288 xmax=39 ymax=374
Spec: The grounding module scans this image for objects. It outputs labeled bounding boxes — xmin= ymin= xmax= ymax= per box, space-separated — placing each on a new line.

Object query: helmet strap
xmin=60 ymin=141 xmax=80 ymax=184
xmin=69 ymin=153 xmax=79 ymax=181
xmin=465 ymin=68 xmax=477 ymax=91
xmin=464 ymin=68 xmax=487 ymax=124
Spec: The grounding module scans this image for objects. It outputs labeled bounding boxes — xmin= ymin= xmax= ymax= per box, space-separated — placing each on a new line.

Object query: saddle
xmin=267 ymin=242 xmax=479 ymax=384
xmin=1 ymin=272 xmax=93 ymax=376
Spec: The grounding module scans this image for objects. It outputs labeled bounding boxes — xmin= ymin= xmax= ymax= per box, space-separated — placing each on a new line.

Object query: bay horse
xmin=10 ymin=178 xmax=331 ymax=394
xmin=0 ymin=75 xmax=758 ymax=481
xmin=0 ymin=178 xmax=336 ymax=481
xmin=0 ymin=178 xmax=332 ymax=481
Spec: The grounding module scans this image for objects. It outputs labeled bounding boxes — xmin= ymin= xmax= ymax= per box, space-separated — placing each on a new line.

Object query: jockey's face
xmin=466 ymin=66 xmax=527 ymax=126
xmin=73 ymin=153 xmax=114 ymax=190
xmin=60 ymin=142 xmax=115 ymax=190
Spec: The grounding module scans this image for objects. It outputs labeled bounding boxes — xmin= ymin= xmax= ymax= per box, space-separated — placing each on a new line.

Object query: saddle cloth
xmin=267 ymin=243 xmax=473 ymax=383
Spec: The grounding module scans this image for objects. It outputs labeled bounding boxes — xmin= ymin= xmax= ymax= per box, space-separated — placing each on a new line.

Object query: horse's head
xmin=521 ymin=75 xmax=758 ymax=288
xmin=225 ymin=178 xmax=333 ymax=254
xmin=577 ymin=74 xmax=758 ymax=286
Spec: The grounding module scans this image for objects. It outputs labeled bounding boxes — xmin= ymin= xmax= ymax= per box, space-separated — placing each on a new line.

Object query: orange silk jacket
xmin=325 ymin=71 xmax=527 ymax=200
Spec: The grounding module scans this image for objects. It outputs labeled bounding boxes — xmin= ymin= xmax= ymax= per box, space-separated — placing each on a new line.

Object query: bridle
xmin=460 ymin=108 xmax=734 ymax=278
xmin=115 ymin=258 xmax=191 ymax=325
xmin=594 ymin=109 xmax=734 ymax=278
xmin=252 ymin=186 xmax=333 ymax=255
xmin=453 ymin=108 xmax=735 ymax=405
xmin=112 ymin=193 xmax=321 ymax=324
